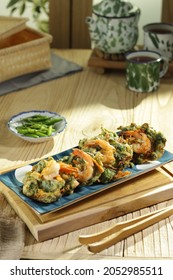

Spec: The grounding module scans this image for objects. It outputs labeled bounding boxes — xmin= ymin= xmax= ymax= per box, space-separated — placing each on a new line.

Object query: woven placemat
xmin=0 ymin=52 xmax=83 ymax=95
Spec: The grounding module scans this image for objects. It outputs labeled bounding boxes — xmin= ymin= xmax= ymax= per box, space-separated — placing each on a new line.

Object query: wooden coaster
xmin=88 ymin=48 xmax=126 ymax=73
xmin=88 ymin=48 xmax=173 ymax=74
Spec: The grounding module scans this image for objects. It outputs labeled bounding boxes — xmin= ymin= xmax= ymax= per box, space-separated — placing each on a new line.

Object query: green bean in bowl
xmin=8 ymin=110 xmax=67 ymax=143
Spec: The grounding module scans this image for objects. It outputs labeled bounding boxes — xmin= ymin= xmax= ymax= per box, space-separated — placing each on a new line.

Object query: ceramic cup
xmin=143 ymin=23 xmax=173 ymax=62
xmin=125 ymin=50 xmax=168 ymax=93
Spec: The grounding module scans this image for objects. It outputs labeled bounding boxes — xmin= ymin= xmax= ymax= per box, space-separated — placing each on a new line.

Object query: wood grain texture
xmin=71 ymin=0 xmax=92 ymax=48
xmin=49 ymin=0 xmax=92 ymax=48
xmin=162 ymin=0 xmax=173 ymax=23
xmin=49 ymin=0 xmax=71 ymax=48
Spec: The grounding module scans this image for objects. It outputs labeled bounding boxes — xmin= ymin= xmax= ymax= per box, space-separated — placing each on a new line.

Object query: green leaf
xmin=149 ymin=32 xmax=159 ymax=49
xmin=6 ymin=0 xmax=49 ymax=32
xmin=19 ymin=2 xmax=26 ymax=15
xmin=6 ymin=0 xmax=20 ymax=9
xmin=141 ymin=76 xmax=149 ymax=92
xmin=11 ymin=7 xmax=17 ymax=14
xmin=34 ymin=5 xmax=41 ymax=13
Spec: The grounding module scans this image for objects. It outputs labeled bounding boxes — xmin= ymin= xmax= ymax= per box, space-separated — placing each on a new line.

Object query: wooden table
xmin=1 ymin=49 xmax=173 ymax=259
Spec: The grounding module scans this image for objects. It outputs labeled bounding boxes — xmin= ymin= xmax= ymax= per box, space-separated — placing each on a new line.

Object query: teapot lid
xmin=93 ymin=0 xmax=137 ymax=18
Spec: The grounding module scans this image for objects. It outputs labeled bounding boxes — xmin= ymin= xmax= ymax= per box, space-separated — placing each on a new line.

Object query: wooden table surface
xmin=1 ymin=49 xmax=173 ymax=259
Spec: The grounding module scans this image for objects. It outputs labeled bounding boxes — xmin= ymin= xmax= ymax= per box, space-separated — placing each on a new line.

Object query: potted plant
xmin=6 ymin=0 xmax=49 ymax=33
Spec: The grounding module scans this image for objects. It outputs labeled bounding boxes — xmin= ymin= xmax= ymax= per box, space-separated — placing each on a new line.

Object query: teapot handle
xmin=134 ymin=8 xmax=141 ymax=24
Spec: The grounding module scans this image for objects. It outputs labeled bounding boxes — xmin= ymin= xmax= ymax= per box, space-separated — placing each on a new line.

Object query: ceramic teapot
xmin=86 ymin=0 xmax=140 ymax=54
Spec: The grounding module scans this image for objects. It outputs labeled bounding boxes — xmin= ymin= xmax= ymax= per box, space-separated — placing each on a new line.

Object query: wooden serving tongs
xmin=79 ymin=205 xmax=173 ymax=253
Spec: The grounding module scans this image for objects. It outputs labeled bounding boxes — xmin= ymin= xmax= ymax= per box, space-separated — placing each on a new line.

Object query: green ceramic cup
xmin=143 ymin=23 xmax=173 ymax=62
xmin=126 ymin=50 xmax=168 ymax=93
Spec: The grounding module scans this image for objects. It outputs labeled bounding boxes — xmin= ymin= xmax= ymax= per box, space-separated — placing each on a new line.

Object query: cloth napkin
xmin=0 ymin=193 xmax=25 ymax=260
xmin=0 ymin=53 xmax=83 ymax=96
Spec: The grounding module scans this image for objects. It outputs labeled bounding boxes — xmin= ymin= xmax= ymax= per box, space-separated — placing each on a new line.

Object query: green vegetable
xmin=16 ymin=114 xmax=63 ymax=138
xmin=24 ymin=133 xmax=40 ymax=138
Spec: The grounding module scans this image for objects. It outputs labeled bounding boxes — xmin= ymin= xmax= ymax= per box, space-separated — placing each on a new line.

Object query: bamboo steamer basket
xmin=0 ymin=16 xmax=52 ymax=82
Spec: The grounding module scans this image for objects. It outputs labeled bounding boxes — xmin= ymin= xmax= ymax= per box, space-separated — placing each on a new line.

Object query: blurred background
xmin=0 ymin=0 xmax=163 ymax=45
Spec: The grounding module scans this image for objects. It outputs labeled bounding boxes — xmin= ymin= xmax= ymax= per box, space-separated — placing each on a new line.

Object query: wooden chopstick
xmin=79 ymin=205 xmax=173 ymax=253
xmin=79 ymin=207 xmax=167 ymax=245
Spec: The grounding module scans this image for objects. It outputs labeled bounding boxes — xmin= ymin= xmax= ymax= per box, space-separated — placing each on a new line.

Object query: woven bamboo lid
xmin=0 ymin=16 xmax=28 ymax=40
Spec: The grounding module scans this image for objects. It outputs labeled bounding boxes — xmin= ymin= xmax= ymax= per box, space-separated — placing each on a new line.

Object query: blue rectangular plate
xmin=0 ymin=149 xmax=173 ymax=215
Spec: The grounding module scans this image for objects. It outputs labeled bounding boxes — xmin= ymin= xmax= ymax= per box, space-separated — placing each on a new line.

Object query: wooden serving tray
xmin=1 ymin=166 xmax=173 ymax=242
